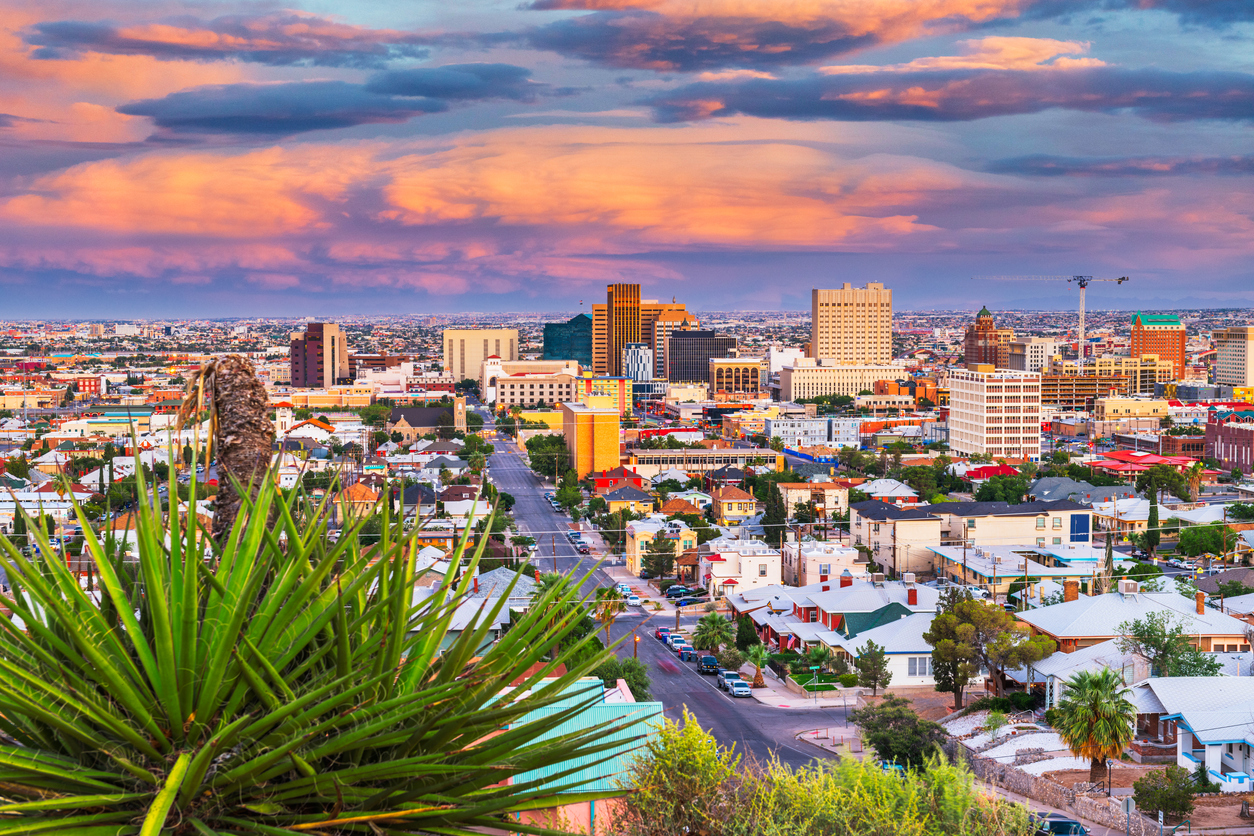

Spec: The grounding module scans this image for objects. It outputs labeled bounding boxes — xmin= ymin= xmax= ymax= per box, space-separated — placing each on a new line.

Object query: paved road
xmin=486 ymin=431 xmax=846 ymax=769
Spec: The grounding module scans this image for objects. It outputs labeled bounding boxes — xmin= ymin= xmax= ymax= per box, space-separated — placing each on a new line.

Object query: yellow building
xmin=514 ymin=410 xmax=564 ymax=430
xmin=1092 ymin=397 xmax=1169 ymax=421
xmin=602 ymin=484 xmax=655 ymax=515
xmin=1091 ymin=355 xmax=1175 ymax=396
xmin=1234 ymin=387 xmax=1254 ymax=405
xmin=283 ymin=386 xmax=376 ymax=408
xmin=562 ymin=402 xmax=620 ymax=478
xmin=624 ymin=519 xmax=699 ymax=576
xmin=712 ymin=486 xmax=761 ymax=526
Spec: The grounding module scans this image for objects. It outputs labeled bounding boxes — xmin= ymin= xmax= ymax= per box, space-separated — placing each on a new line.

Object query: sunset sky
xmin=2 ymin=0 xmax=1253 ymax=317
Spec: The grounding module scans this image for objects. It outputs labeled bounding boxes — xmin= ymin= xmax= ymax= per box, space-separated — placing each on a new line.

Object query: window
xmin=1053 ymin=517 xmax=1063 ymax=529
xmin=819 ymin=563 xmax=831 ymax=575
xmin=759 ymin=564 xmax=768 ymax=577
xmin=908 ymin=656 xmax=930 ymax=677
xmin=1053 ymin=537 xmax=1062 ymax=545
xmin=967 ymin=519 xmax=977 ymax=529
xmin=1036 ymin=537 xmax=1045 ymax=547
xmin=1036 ymin=517 xmax=1045 ymax=529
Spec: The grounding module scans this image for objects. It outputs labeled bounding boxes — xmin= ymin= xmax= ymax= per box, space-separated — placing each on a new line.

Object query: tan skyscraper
xmin=1215 ymin=326 xmax=1254 ymax=387
xmin=442 ymin=328 xmax=518 ymax=382
xmin=591 ymin=284 xmax=691 ymax=377
xmin=290 ymin=322 xmax=349 ymax=388
xmin=811 ymin=283 xmax=893 ymax=364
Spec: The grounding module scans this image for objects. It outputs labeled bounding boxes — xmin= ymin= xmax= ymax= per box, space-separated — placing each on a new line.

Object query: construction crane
xmin=972 ymin=275 xmax=1130 ymax=364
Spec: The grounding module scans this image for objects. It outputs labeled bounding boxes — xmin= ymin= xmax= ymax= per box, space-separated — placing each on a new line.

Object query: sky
xmin=2 ymin=0 xmax=1254 ymax=317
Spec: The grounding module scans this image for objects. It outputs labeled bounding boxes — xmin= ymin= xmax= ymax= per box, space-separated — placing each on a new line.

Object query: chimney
xmin=1063 ymin=579 xmax=1080 ymax=603
xmin=473 ymin=577 xmax=479 ymax=594
xmin=839 ymin=569 xmax=853 ymax=588
xmin=821 ymin=584 xmax=829 ymax=592
xmin=1196 ymin=590 xmax=1206 ymax=616
xmin=908 ymin=587 xmax=918 ymax=606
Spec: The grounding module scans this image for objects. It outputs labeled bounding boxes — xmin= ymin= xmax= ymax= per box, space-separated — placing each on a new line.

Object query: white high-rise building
xmin=1007 ymin=337 xmax=1059 ymax=373
xmin=949 ymin=365 xmax=1042 ymax=461
xmin=1215 ymin=326 xmax=1254 ymax=387
xmin=622 ymin=342 xmax=654 ymax=382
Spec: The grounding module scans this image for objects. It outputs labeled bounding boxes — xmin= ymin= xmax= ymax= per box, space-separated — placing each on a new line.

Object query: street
xmin=487 ymin=431 xmax=846 ymax=769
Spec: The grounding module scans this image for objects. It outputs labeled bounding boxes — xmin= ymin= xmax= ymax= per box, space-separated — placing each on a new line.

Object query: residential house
xmin=624 ymin=517 xmax=699 ymax=576
xmin=931 ymin=542 xmax=1128 ymax=596
xmin=829 ymin=612 xmax=941 ymax=688
xmin=651 ymin=467 xmax=690 ymax=486
xmin=1131 ymin=677 xmax=1254 ymax=791
xmin=591 ymin=466 xmax=647 ymax=493
xmin=775 ymin=481 xmax=851 ymax=522
xmin=1196 ymin=567 xmax=1254 ymax=597
xmin=1027 ymin=477 xmax=1137 ymax=505
xmin=1017 ymin=580 xmax=1250 ymax=654
xmin=1007 ymin=639 xmax=1148 ymax=709
xmin=858 ymin=478 xmax=921 ymax=506
xmin=703 ymin=465 xmax=746 ymax=492
xmin=711 ymin=486 xmax=761 ymax=526
xmin=332 ymin=482 xmax=379 ymax=522
xmin=659 ymin=497 xmax=703 ymax=517
xmin=668 ymin=489 xmax=712 ymax=511
xmin=781 ymin=538 xmax=864 ymax=586
xmin=397 ymin=483 xmax=438 ymax=518
xmin=848 ymin=500 xmax=943 ymax=577
xmin=603 ymin=484 xmax=655 ymax=515
xmin=698 ymin=537 xmax=782 ymax=597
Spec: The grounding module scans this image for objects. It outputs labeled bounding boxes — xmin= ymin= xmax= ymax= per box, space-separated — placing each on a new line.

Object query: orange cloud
xmin=821 ymin=36 xmax=1105 ymax=73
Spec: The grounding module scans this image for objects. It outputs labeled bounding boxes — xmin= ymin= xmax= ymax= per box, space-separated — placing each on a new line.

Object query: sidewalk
xmin=745 ymin=665 xmax=861 ymax=711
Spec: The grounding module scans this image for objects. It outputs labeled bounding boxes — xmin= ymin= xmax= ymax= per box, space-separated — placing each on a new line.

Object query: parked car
xmin=655 ymin=627 xmax=671 ymax=640
xmin=639 ymin=571 xmax=654 ymax=580
xmin=577 ymin=545 xmax=591 ymax=555
xmin=729 ymin=680 xmax=752 ymax=698
xmin=617 ymin=583 xmax=633 ymax=595
xmin=717 ymin=670 xmax=742 ymax=691
xmin=664 ymin=587 xmax=692 ymax=598
xmin=627 ymin=594 xmax=642 ymax=606
xmin=667 ymin=634 xmax=686 ymax=650
xmin=676 ymin=597 xmax=702 ymax=607
xmin=1030 ymin=813 xmax=1088 ymax=835
xmin=697 ymin=655 xmax=719 ymax=674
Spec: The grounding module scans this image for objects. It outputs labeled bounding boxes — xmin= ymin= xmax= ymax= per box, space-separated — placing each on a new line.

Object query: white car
xmin=627 ymin=594 xmax=642 ymax=606
xmin=616 ymin=583 xmax=632 ymax=595
xmin=729 ymin=680 xmax=752 ymax=698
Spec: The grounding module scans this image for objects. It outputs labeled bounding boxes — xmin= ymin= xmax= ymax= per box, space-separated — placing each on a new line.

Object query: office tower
xmin=667 ymin=330 xmax=736 ymax=383
xmin=651 ymin=309 xmax=699 ymax=378
xmin=622 ymin=343 xmax=654 ymax=382
xmin=709 ymin=358 xmax=762 ymax=396
xmin=963 ymin=306 xmax=1014 ymax=369
xmin=591 ymin=283 xmax=690 ymax=376
xmin=290 ymin=322 xmax=349 ymax=388
xmin=1130 ymin=312 xmax=1186 ymax=379
xmin=948 ymin=365 xmax=1042 ymax=461
xmin=810 ymin=283 xmax=893 ymax=364
xmin=1214 ymin=326 xmax=1254 ymax=387
xmin=542 ymin=314 xmax=593 ymax=368
xmin=1008 ymin=337 xmax=1059 ymax=373
xmin=1087 ymin=355 xmax=1174 ymax=397
xmin=442 ymin=328 xmax=518 ymax=382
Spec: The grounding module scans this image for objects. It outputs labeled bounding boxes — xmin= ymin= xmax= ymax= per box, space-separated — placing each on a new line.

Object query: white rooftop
xmin=1017 ymin=589 xmax=1250 ymax=639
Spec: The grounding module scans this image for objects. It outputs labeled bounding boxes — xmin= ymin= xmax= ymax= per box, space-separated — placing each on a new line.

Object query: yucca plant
xmin=0 ymin=465 xmax=642 ymax=834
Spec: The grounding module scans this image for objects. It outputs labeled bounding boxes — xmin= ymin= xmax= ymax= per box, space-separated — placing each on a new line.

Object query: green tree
xmin=745 ymin=643 xmax=771 ymax=688
xmin=849 ymin=695 xmax=945 ymax=769
xmin=1137 ymin=463 xmax=1190 ymax=503
xmin=761 ymin=483 xmax=787 ymax=546
xmin=1217 ymin=580 xmax=1254 ymax=598
xmin=855 ymin=640 xmax=893 ymax=696
xmin=804 ymin=644 xmax=834 ymax=674
xmin=643 ymin=531 xmax=677 ymax=580
xmin=1133 ymin=765 xmax=1196 ymax=822
xmin=692 ymin=613 xmax=735 ymax=656
xmin=593 ymin=657 xmax=652 ymax=702
xmin=923 ymin=588 xmax=981 ymax=710
xmin=938 ymin=596 xmax=1053 ymax=696
xmin=735 ymin=614 xmax=761 ymax=651
xmin=973 ymin=474 xmax=1029 ymax=504
xmin=983 ymin=710 xmax=1008 ymax=741
xmin=1178 ymin=523 xmax=1237 ymax=560
xmin=0 ymin=469 xmax=625 ymax=830
xmin=3 ymin=456 xmax=29 ymax=480
xmin=1116 ymin=611 xmax=1224 ymax=677
xmin=1055 ymin=668 xmax=1136 ymax=782
xmin=594 ymin=586 xmax=627 ymax=647
xmin=1145 ymin=501 xmax=1160 ymax=556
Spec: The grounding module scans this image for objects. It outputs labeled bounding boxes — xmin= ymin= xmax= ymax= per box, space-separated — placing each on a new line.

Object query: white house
xmin=1132 ymin=677 xmax=1254 ymax=793
xmin=830 ymin=612 xmax=941 ymax=688
xmin=697 ymin=537 xmax=782 ymax=597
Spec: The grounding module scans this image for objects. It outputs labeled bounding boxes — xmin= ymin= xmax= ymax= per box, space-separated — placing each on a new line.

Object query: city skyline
xmin=3 ymin=1 xmax=1254 ymax=316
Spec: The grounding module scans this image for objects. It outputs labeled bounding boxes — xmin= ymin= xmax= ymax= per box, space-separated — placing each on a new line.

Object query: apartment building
xmin=811 ymin=283 xmax=893 ymax=364
xmin=1008 ymin=337 xmax=1061 ymax=373
xmin=1215 ymin=326 xmax=1254 ymax=387
xmin=1131 ymin=312 xmax=1187 ymax=378
xmin=622 ymin=343 xmax=654 ymax=382
xmin=562 ymin=401 xmax=621 ymax=478
xmin=781 ymin=540 xmax=863 ymax=586
xmin=763 ymin=416 xmax=861 ymax=449
xmin=1090 ymin=355 xmax=1175 ymax=396
xmin=626 ymin=448 xmax=784 ymax=479
xmin=698 ymin=538 xmax=783 ymax=597
xmin=290 ymin=322 xmax=349 ymax=388
xmin=1093 ymin=397 xmax=1169 ymax=421
xmin=778 ymin=358 xmax=905 ymax=400
xmin=776 ymin=481 xmax=851 ymax=521
xmin=1039 ymin=372 xmax=1128 ymax=410
xmin=443 ymin=328 xmax=518 ymax=382
xmin=482 ymin=358 xmax=581 ymax=404
xmin=948 ymin=365 xmax=1042 ymax=461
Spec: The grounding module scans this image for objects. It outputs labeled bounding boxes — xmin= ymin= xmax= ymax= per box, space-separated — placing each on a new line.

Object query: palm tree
xmin=595 ymin=586 xmax=626 ymax=647
xmin=1056 ymin=668 xmax=1136 ymax=782
xmin=746 ymin=643 xmax=771 ymax=688
xmin=805 ymin=644 xmax=834 ymax=673
xmin=692 ymin=613 xmax=735 ymax=656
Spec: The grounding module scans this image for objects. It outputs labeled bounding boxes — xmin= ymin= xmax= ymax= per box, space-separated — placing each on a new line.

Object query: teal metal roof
xmin=842 ymin=602 xmax=913 ymax=639
xmin=1132 ymin=311 xmax=1182 ymax=327
xmin=509 ymin=679 xmax=662 ymax=793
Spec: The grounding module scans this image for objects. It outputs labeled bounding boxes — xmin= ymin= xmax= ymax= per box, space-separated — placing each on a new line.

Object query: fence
xmin=942 ymin=739 xmax=1162 ymax=836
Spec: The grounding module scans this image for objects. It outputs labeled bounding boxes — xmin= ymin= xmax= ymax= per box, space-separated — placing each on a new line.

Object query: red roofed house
xmin=590 ymin=466 xmax=647 ymax=493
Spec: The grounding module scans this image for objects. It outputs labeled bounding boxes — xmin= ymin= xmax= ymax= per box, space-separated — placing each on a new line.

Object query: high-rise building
xmin=562 ymin=402 xmax=621 ymax=478
xmin=622 ymin=343 xmax=654 ymax=382
xmin=963 ymin=306 xmax=1014 ymax=369
xmin=652 ymin=309 xmax=699 ymax=378
xmin=709 ymin=358 xmax=762 ymax=398
xmin=777 ymin=359 xmax=905 ymax=401
xmin=591 ymin=284 xmax=690 ymax=377
xmin=542 ymin=314 xmax=593 ymax=367
xmin=1089 ymin=354 xmax=1175 ymax=396
xmin=667 ymin=330 xmax=736 ymax=384
xmin=442 ymin=328 xmax=518 ymax=383
xmin=1130 ymin=312 xmax=1186 ymax=378
xmin=1214 ymin=326 xmax=1254 ymax=387
xmin=1008 ymin=337 xmax=1060 ymax=373
xmin=948 ymin=365 xmax=1042 ymax=461
xmin=290 ymin=322 xmax=349 ymax=388
xmin=810 ymin=283 xmax=893 ymax=364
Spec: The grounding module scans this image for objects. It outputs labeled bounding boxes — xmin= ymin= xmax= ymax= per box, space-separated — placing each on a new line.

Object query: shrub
xmin=716 ymin=647 xmax=745 ymax=670
xmin=1134 ymin=766 xmax=1196 ymax=821
xmin=965 ymin=695 xmax=1014 ymax=714
xmin=849 ymin=695 xmax=946 ymax=769
xmin=1043 ymin=707 xmax=1061 ymax=728
xmin=839 ymin=673 xmax=859 ymax=687
xmin=1009 ymin=691 xmax=1037 ymax=711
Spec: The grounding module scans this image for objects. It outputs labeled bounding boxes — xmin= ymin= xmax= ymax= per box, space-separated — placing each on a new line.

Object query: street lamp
xmin=633 ymin=634 xmax=640 ymax=659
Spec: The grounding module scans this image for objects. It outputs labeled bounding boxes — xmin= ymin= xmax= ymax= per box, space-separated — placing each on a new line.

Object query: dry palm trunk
xmin=178 ymin=355 xmax=274 ymax=545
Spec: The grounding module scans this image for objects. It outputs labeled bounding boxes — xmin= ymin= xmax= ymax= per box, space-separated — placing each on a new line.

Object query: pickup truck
xmin=717 ymin=670 xmax=742 ymax=691
xmin=697 ymin=655 xmax=719 ymax=674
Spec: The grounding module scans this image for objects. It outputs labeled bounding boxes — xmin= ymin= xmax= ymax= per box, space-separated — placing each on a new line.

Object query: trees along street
xmin=486 ymin=432 xmax=846 ymax=769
